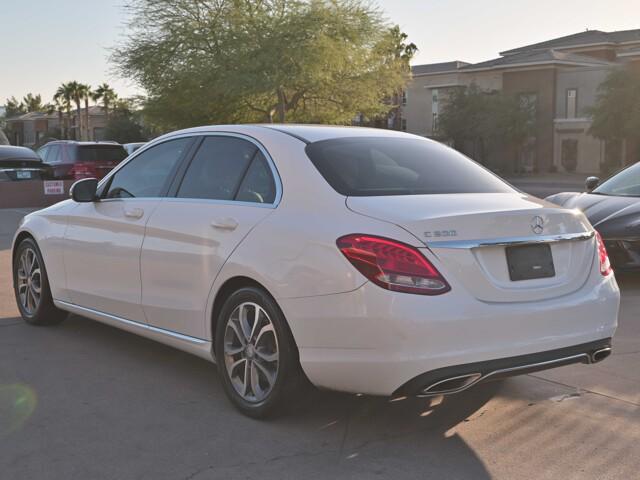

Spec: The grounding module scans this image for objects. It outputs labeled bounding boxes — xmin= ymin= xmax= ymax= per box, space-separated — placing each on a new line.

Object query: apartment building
xmin=5 ymin=106 xmax=108 ymax=147
xmin=403 ymin=29 xmax=640 ymax=174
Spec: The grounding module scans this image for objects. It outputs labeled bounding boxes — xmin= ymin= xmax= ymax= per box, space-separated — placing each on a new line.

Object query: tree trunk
xmin=75 ymin=101 xmax=82 ymax=140
xmin=85 ymin=98 xmax=90 ymax=141
xmin=58 ymin=110 xmax=64 ymax=139
xmin=276 ymin=88 xmax=286 ymax=123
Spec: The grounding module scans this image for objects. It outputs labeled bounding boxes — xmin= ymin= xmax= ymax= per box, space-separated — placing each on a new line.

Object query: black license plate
xmin=506 ymin=244 xmax=555 ymax=281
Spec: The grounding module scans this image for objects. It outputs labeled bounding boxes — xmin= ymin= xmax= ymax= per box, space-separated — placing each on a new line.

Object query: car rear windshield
xmin=77 ymin=145 xmax=128 ymax=163
xmin=305 ymin=137 xmax=515 ymax=196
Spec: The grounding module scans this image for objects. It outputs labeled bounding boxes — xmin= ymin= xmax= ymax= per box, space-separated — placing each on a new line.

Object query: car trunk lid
xmin=347 ymin=193 xmax=595 ymax=303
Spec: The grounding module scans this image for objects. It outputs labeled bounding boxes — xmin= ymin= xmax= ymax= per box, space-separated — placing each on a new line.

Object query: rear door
xmin=140 ymin=134 xmax=279 ymax=338
xmin=63 ymin=137 xmax=194 ymax=322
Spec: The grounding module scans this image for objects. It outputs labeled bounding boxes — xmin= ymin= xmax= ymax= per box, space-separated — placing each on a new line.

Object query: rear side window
xmin=104 ymin=138 xmax=191 ymax=198
xmin=77 ymin=145 xmax=127 ymax=163
xmin=47 ymin=145 xmax=61 ymax=163
xmin=177 ymin=136 xmax=274 ymax=203
xmin=235 ymin=152 xmax=276 ymax=203
xmin=305 ymin=137 xmax=515 ymax=196
xmin=37 ymin=146 xmax=49 ymax=161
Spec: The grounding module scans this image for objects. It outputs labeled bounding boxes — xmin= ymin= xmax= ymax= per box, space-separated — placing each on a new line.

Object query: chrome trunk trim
xmin=427 ymin=231 xmax=595 ymax=249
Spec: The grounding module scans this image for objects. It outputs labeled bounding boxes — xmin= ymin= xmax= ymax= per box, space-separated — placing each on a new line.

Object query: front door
xmin=63 ymin=137 xmax=194 ymax=322
xmin=141 ymin=134 xmax=279 ymax=338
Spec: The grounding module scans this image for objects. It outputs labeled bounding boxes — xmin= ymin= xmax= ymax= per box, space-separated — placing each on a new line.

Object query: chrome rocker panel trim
xmin=54 ymin=300 xmax=215 ymax=362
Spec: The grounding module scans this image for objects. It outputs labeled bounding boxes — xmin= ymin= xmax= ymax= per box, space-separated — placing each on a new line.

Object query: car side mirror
xmin=70 ymin=178 xmax=99 ymax=202
xmin=585 ymin=176 xmax=600 ymax=192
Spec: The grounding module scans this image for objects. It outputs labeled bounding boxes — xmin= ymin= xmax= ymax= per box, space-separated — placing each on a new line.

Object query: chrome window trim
xmin=427 ymin=231 xmax=595 ymax=249
xmin=97 ymin=131 xmax=282 ymax=207
xmin=160 ymin=197 xmax=277 ymax=209
xmin=174 ymin=131 xmax=282 ymax=208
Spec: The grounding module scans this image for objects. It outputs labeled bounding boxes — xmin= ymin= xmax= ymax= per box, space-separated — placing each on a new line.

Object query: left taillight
xmin=337 ymin=234 xmax=451 ymax=295
xmin=595 ymin=231 xmax=612 ymax=276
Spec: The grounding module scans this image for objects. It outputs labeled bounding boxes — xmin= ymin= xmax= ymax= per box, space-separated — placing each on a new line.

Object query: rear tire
xmin=13 ymin=238 xmax=67 ymax=326
xmin=215 ymin=287 xmax=300 ymax=418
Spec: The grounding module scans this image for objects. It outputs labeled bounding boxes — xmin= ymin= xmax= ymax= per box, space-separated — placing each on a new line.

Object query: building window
xmin=566 ymin=89 xmax=578 ymax=119
xmin=402 ymin=90 xmax=407 ymax=106
xmin=431 ymin=89 xmax=439 ymax=134
xmin=401 ymin=118 xmax=407 ymax=131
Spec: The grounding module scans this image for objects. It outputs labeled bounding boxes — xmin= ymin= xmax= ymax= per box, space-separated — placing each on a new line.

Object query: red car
xmin=37 ymin=141 xmax=128 ymax=180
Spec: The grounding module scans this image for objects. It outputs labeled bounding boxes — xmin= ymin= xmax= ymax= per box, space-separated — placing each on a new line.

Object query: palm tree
xmin=54 ymin=84 xmax=73 ymax=139
xmin=65 ymin=81 xmax=84 ymax=140
xmin=92 ymin=83 xmax=117 ymax=120
xmin=78 ymin=84 xmax=91 ymax=140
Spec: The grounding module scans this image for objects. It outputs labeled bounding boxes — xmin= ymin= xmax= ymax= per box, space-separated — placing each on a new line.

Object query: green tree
xmin=22 ymin=93 xmax=45 ymax=112
xmin=63 ymin=81 xmax=85 ymax=140
xmin=438 ymin=85 xmax=535 ymax=172
xmin=4 ymin=96 xmax=26 ymax=117
xmin=113 ymin=0 xmax=415 ymax=129
xmin=92 ymin=83 xmax=118 ymax=120
xmin=104 ymin=100 xmax=146 ymax=143
xmin=588 ymin=67 xmax=640 ymax=171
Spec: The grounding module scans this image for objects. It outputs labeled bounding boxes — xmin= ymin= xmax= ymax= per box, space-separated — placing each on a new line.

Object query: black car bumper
xmin=604 ymin=239 xmax=640 ymax=272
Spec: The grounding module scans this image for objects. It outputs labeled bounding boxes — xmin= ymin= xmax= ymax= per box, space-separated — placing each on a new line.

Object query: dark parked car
xmin=0 ymin=145 xmax=52 ymax=182
xmin=546 ymin=163 xmax=640 ymax=272
xmin=37 ymin=141 xmax=128 ymax=180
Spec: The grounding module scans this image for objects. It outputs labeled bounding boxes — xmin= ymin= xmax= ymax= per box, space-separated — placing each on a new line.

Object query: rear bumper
xmin=604 ymin=239 xmax=640 ymax=272
xmin=280 ymin=272 xmax=619 ymax=396
xmin=394 ymin=338 xmax=611 ymax=396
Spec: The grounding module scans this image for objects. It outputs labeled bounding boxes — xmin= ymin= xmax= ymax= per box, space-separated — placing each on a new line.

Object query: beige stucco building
xmin=402 ymin=29 xmax=640 ymax=174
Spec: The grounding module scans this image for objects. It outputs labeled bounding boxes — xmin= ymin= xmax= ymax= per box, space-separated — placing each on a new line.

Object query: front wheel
xmin=13 ymin=238 xmax=67 ymax=326
xmin=215 ymin=287 xmax=299 ymax=418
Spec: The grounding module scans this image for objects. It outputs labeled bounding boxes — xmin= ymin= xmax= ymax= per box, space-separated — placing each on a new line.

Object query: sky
xmin=1 ymin=0 xmax=640 ymax=104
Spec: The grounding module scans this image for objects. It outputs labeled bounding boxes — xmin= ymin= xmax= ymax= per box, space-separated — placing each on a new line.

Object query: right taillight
xmin=69 ymin=162 xmax=97 ymax=180
xmin=595 ymin=231 xmax=612 ymax=276
xmin=337 ymin=234 xmax=451 ymax=295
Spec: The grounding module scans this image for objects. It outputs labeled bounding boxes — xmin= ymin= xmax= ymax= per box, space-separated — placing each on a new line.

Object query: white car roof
xmin=158 ymin=124 xmax=419 ymax=144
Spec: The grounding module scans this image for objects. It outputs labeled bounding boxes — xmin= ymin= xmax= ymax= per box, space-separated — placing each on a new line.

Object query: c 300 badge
xmin=424 ymin=230 xmax=457 ymax=238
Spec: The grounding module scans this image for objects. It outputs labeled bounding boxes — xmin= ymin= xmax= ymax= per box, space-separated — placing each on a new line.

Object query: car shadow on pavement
xmin=0 ymin=312 xmax=498 ymax=479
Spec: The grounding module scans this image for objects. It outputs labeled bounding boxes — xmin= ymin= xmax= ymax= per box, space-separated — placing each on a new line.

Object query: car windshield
xmin=77 ymin=145 xmax=128 ymax=162
xmin=593 ymin=162 xmax=640 ymax=197
xmin=305 ymin=137 xmax=515 ymax=196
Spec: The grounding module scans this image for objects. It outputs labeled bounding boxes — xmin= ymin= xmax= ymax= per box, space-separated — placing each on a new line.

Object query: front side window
xmin=47 ymin=145 xmax=61 ymax=163
xmin=593 ymin=162 xmax=640 ymax=197
xmin=177 ymin=136 xmax=276 ymax=203
xmin=104 ymin=138 xmax=191 ymax=199
xmin=305 ymin=137 xmax=515 ymax=196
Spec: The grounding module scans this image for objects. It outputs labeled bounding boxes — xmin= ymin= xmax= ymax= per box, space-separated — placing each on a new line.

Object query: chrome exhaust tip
xmin=420 ymin=372 xmax=482 ymax=396
xmin=591 ymin=347 xmax=612 ymax=363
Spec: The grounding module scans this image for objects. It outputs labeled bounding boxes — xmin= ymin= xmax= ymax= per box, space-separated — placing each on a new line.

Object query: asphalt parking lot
xmin=1 ymin=198 xmax=639 ymax=480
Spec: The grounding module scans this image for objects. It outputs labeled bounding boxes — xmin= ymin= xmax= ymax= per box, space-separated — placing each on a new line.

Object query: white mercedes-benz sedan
xmin=12 ymin=125 xmax=619 ymax=417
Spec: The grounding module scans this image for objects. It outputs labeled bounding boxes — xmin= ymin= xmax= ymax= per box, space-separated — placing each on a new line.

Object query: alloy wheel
xmin=16 ymin=247 xmax=42 ymax=315
xmin=223 ymin=302 xmax=280 ymax=403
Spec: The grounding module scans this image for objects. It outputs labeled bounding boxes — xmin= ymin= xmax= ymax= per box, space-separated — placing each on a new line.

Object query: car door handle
xmin=211 ymin=218 xmax=238 ymax=231
xmin=124 ymin=207 xmax=144 ymax=219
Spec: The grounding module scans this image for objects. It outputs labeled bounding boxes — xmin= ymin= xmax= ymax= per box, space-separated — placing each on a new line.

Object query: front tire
xmin=13 ymin=238 xmax=67 ymax=326
xmin=215 ymin=287 xmax=299 ymax=418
